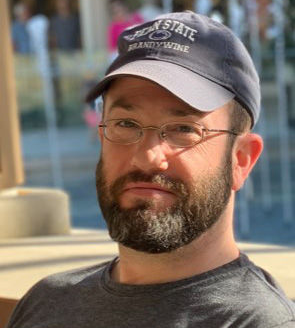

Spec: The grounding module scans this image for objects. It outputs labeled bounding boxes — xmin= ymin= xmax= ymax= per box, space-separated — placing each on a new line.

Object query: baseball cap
xmin=86 ymin=11 xmax=260 ymax=127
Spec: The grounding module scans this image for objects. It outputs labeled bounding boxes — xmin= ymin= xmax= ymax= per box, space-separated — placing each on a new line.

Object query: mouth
xmin=122 ymin=182 xmax=176 ymax=198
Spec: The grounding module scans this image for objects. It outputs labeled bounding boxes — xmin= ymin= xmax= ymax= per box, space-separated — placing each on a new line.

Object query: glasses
xmin=99 ymin=119 xmax=239 ymax=148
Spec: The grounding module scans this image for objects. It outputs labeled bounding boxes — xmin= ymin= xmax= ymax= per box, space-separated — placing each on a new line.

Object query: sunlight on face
xmin=96 ymin=77 xmax=234 ymax=253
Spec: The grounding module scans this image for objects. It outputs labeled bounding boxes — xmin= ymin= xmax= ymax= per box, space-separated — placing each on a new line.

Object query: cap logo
xmin=148 ymin=30 xmax=172 ymax=41
xmin=123 ymin=19 xmax=198 ymax=55
xmin=123 ymin=19 xmax=198 ymax=42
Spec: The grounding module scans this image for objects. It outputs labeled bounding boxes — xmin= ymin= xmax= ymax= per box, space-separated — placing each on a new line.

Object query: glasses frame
xmin=99 ymin=119 xmax=240 ymax=148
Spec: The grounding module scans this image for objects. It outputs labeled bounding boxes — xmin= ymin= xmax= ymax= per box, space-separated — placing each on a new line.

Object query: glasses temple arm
xmin=205 ymin=128 xmax=240 ymax=136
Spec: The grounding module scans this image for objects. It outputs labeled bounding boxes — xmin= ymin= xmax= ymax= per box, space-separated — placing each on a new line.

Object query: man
xmin=11 ymin=2 xmax=32 ymax=54
xmin=7 ymin=11 xmax=295 ymax=328
xmin=49 ymin=0 xmax=81 ymax=51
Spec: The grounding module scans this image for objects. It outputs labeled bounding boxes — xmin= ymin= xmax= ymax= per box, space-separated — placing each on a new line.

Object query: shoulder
xmin=215 ymin=254 xmax=295 ymax=327
xmin=34 ymin=260 xmax=110 ymax=290
xmin=6 ymin=261 xmax=111 ymax=328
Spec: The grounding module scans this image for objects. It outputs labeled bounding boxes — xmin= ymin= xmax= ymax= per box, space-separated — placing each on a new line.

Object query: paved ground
xmin=20 ymin=126 xmax=295 ymax=245
xmin=1 ymin=229 xmax=295 ymax=301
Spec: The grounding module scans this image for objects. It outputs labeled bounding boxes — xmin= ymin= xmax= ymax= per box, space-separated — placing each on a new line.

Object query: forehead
xmin=103 ymin=77 xmax=231 ymax=124
xmin=104 ymin=77 xmax=199 ymax=114
xmin=105 ymin=76 xmax=190 ymax=102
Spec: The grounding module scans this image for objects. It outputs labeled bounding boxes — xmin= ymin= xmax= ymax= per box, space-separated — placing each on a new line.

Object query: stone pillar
xmin=0 ymin=188 xmax=71 ymax=238
xmin=0 ymin=0 xmax=24 ymax=190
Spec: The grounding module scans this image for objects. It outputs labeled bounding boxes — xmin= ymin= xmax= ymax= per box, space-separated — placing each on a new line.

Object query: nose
xmin=130 ymin=131 xmax=170 ymax=172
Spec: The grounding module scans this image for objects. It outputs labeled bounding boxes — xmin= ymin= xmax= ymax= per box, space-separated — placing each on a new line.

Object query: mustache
xmin=96 ymin=165 xmax=189 ymax=200
xmin=111 ymin=170 xmax=189 ymax=199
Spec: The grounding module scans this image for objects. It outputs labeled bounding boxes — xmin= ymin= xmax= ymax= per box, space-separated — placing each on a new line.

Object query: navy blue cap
xmin=86 ymin=11 xmax=260 ymax=127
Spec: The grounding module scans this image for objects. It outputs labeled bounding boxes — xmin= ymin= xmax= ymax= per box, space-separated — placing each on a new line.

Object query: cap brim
xmin=86 ymin=60 xmax=234 ymax=111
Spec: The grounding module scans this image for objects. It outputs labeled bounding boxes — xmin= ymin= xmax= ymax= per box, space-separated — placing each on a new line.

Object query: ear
xmin=232 ymin=133 xmax=263 ymax=191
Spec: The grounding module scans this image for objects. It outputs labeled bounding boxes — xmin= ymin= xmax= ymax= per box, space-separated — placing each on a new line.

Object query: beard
xmin=96 ymin=150 xmax=233 ymax=254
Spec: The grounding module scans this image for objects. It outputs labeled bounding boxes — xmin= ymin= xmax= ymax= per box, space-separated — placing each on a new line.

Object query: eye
xmin=115 ymin=119 xmax=138 ymax=128
xmin=177 ymin=125 xmax=195 ymax=133
xmin=167 ymin=123 xmax=199 ymax=134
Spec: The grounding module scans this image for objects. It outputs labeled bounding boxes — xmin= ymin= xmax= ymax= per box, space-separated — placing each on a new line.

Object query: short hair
xmin=229 ymin=100 xmax=252 ymax=132
xmin=227 ymin=100 xmax=252 ymax=147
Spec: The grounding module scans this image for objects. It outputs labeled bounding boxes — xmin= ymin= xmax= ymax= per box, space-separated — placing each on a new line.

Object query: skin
xmin=56 ymin=0 xmax=72 ymax=17
xmin=110 ymin=1 xmax=130 ymax=21
xmin=99 ymin=76 xmax=263 ymax=285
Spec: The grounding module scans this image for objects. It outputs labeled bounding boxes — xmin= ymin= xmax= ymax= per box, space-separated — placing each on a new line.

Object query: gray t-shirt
xmin=6 ymin=253 xmax=295 ymax=328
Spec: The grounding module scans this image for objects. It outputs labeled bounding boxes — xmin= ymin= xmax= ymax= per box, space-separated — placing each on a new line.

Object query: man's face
xmin=96 ymin=77 xmax=234 ymax=253
xmin=56 ymin=0 xmax=71 ymax=15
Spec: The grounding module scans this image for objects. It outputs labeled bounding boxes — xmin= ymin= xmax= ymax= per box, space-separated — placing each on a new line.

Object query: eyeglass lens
xmin=104 ymin=119 xmax=203 ymax=147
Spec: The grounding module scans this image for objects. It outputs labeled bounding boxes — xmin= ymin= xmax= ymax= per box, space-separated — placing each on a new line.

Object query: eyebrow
xmin=107 ymin=97 xmax=203 ymax=118
xmin=108 ymin=98 xmax=138 ymax=112
xmin=168 ymin=106 xmax=203 ymax=117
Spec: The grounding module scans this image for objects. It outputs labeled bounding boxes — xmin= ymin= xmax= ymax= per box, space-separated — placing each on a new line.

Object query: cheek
xmin=177 ymin=145 xmax=222 ymax=177
xmin=169 ymin=151 xmax=206 ymax=186
xmin=100 ymin=143 xmax=131 ymax=183
xmin=172 ymin=141 xmax=230 ymax=188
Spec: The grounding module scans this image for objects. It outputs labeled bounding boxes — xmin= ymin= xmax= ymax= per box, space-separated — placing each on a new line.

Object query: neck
xmin=111 ymin=196 xmax=239 ymax=285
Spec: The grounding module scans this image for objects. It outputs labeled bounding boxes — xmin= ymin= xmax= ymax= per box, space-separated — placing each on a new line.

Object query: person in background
xmin=81 ymin=72 xmax=101 ymax=143
xmin=107 ymin=0 xmax=143 ymax=62
xmin=194 ymin=0 xmax=213 ymax=16
xmin=49 ymin=0 xmax=81 ymax=52
xmin=139 ymin=0 xmax=163 ymax=22
xmin=11 ymin=2 xmax=32 ymax=54
xmin=194 ymin=0 xmax=225 ymax=24
xmin=228 ymin=0 xmax=245 ymax=38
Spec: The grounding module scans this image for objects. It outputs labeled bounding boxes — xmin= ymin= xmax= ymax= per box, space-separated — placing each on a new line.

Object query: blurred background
xmin=6 ymin=0 xmax=295 ymax=244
